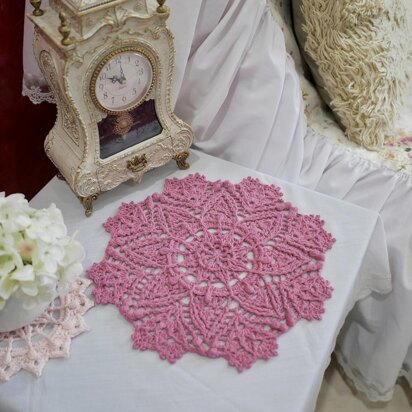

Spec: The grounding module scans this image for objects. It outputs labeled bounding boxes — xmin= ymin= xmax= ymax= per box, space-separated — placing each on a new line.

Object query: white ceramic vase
xmin=0 ymin=295 xmax=52 ymax=333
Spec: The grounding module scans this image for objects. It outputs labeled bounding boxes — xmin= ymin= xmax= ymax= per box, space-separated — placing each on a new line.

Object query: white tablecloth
xmin=0 ymin=151 xmax=391 ymax=412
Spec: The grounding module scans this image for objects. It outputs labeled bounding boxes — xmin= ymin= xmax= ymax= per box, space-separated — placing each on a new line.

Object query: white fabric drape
xmin=173 ymin=1 xmax=306 ymax=182
xmin=298 ymin=130 xmax=412 ymax=401
xmin=22 ymin=0 xmax=54 ymax=103
xmin=22 ymin=0 xmax=412 ymax=402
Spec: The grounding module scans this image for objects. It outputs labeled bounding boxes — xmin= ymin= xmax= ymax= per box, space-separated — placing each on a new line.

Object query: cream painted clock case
xmin=28 ymin=0 xmax=194 ymax=216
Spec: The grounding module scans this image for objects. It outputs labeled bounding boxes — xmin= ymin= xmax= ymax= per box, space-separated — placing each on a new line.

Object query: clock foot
xmin=173 ymin=151 xmax=190 ymax=170
xmin=79 ymin=194 xmax=99 ymax=218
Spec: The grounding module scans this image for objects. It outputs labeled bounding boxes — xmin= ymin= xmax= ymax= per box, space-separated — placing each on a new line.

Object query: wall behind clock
xmin=0 ymin=1 xmax=56 ymax=199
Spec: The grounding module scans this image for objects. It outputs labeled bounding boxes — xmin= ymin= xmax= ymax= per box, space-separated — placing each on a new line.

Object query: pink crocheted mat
xmin=88 ymin=174 xmax=335 ymax=371
xmin=0 ymin=278 xmax=94 ymax=382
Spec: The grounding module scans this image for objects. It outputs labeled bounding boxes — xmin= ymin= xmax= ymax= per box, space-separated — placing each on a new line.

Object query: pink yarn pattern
xmin=0 ymin=278 xmax=93 ymax=381
xmin=88 ymin=174 xmax=335 ymax=371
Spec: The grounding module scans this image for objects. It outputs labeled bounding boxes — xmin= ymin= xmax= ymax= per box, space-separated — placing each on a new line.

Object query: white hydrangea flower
xmin=15 ymin=276 xmax=56 ymax=310
xmin=0 ymin=194 xmax=85 ymax=311
xmin=0 ymin=227 xmax=15 ymax=248
xmin=26 ymin=203 xmax=67 ymax=243
xmin=13 ymin=231 xmax=37 ymax=264
xmin=0 ymin=193 xmax=32 ymax=233
xmin=34 ymin=241 xmax=65 ymax=275
xmin=58 ymin=235 xmax=86 ymax=286
xmin=0 ymin=246 xmax=23 ymax=301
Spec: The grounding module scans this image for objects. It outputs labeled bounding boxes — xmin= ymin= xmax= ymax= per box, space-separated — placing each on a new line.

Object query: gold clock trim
xmin=90 ymin=46 xmax=156 ymax=115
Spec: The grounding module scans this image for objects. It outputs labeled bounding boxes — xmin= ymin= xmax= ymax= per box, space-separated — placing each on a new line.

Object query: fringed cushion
xmin=292 ymin=0 xmax=409 ymax=149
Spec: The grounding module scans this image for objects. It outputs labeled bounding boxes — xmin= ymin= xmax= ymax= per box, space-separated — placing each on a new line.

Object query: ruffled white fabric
xmin=298 ymin=129 xmax=412 ymax=401
xmin=22 ymin=0 xmax=412 ymax=402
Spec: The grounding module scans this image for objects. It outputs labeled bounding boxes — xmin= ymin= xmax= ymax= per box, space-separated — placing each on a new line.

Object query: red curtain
xmin=0 ymin=2 xmax=56 ymax=200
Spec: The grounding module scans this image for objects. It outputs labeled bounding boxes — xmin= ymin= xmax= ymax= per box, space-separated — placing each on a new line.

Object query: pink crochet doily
xmin=0 ymin=278 xmax=94 ymax=381
xmin=88 ymin=174 xmax=335 ymax=371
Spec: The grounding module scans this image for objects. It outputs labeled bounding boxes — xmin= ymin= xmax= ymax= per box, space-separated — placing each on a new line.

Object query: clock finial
xmin=30 ymin=0 xmax=44 ymax=16
xmin=156 ymin=0 xmax=167 ymax=13
xmin=58 ymin=11 xmax=73 ymax=46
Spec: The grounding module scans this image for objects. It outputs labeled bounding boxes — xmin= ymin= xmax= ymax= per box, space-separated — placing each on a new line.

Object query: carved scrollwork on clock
xmin=149 ymin=141 xmax=173 ymax=168
xmin=39 ymin=51 xmax=80 ymax=145
xmin=75 ymin=170 xmax=100 ymax=197
xmin=71 ymin=35 xmax=111 ymax=67
xmin=146 ymin=27 xmax=162 ymax=40
xmin=102 ymin=6 xmax=133 ymax=28
xmin=97 ymin=140 xmax=173 ymax=191
xmin=43 ymin=130 xmax=62 ymax=173
xmin=80 ymin=6 xmax=138 ymax=41
xmin=44 ymin=127 xmax=56 ymax=157
xmin=126 ymin=28 xmax=146 ymax=37
xmin=133 ymin=1 xmax=146 ymax=12
xmin=173 ymin=127 xmax=194 ymax=154
xmin=97 ymin=161 xmax=130 ymax=192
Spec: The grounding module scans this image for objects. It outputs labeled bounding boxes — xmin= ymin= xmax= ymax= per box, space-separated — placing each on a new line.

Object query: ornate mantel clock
xmin=28 ymin=0 xmax=194 ymax=216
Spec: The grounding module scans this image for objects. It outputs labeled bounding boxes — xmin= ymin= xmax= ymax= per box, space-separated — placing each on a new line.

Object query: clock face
xmin=91 ymin=49 xmax=154 ymax=114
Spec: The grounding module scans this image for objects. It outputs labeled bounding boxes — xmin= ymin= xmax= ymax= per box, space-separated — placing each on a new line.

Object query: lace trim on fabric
xmin=88 ymin=174 xmax=335 ymax=371
xmin=0 ymin=278 xmax=93 ymax=381
xmin=22 ymin=82 xmax=55 ymax=105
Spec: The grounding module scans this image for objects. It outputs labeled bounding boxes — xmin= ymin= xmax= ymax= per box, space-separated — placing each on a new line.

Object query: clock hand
xmin=107 ymin=75 xmax=120 ymax=84
xmin=119 ymin=62 xmax=126 ymax=84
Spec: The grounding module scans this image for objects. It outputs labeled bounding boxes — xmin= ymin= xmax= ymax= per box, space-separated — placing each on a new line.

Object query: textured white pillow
xmin=293 ymin=0 xmax=409 ymax=149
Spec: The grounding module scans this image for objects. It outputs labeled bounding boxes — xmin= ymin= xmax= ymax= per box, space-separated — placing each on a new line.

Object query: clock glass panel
xmin=97 ymin=99 xmax=162 ymax=160
xmin=94 ymin=51 xmax=153 ymax=113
